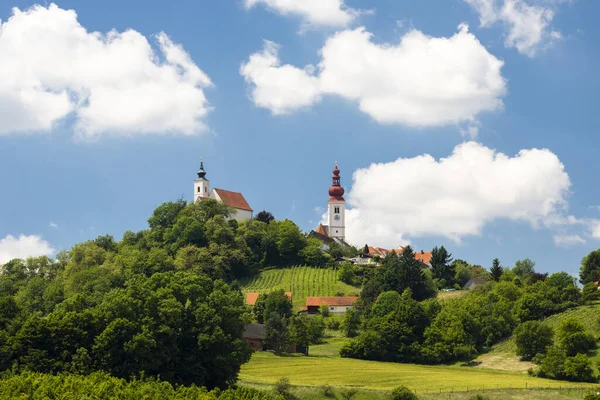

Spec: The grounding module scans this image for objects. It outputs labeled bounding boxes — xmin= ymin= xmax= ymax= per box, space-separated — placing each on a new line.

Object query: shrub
xmin=564 ymin=354 xmax=597 ymax=383
xmin=325 ymin=316 xmax=341 ymax=330
xmin=274 ymin=377 xmax=291 ymax=397
xmin=469 ymin=395 xmax=489 ymax=400
xmin=320 ymin=305 xmax=330 ymax=317
xmin=321 ymin=384 xmax=336 ymax=398
xmin=341 ymin=388 xmax=358 ymax=399
xmin=514 ymin=321 xmax=554 ymax=361
xmin=391 ymin=385 xmax=418 ymax=400
xmin=585 ymin=394 xmax=600 ymax=400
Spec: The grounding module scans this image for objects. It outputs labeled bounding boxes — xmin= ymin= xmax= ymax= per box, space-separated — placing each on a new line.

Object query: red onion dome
xmin=329 ymin=185 xmax=345 ymax=197
xmin=333 ymin=166 xmax=340 ymax=176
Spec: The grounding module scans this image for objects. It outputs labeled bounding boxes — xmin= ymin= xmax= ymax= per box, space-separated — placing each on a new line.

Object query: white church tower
xmin=327 ymin=161 xmax=346 ymax=240
xmin=193 ymin=157 xmax=210 ymax=202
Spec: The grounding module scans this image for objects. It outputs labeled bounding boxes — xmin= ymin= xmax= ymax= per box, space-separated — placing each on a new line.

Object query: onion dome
xmin=328 ymin=161 xmax=345 ymax=197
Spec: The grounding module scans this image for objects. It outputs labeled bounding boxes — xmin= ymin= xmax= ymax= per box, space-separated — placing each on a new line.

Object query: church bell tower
xmin=194 ymin=157 xmax=210 ymax=202
xmin=327 ymin=161 xmax=345 ymax=240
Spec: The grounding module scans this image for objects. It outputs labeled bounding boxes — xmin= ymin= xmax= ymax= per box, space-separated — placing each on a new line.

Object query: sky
xmin=1 ymin=0 xmax=599 ymax=276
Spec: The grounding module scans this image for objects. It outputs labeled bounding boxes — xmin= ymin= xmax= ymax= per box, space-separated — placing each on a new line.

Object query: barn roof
xmin=306 ymin=296 xmax=359 ymax=307
xmin=242 ymin=324 xmax=266 ymax=340
xmin=245 ymin=292 xmax=292 ymax=306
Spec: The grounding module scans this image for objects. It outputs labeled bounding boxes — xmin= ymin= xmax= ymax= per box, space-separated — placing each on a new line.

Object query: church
xmin=193 ymin=158 xmax=253 ymax=222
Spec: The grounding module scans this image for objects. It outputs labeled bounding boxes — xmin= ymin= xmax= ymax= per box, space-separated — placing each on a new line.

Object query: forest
xmin=1 ymin=198 xmax=600 ymax=397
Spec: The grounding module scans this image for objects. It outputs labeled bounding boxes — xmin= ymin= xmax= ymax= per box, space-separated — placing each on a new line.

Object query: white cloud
xmin=0 ymin=234 xmax=55 ymax=265
xmin=553 ymin=234 xmax=586 ymax=247
xmin=49 ymin=222 xmax=59 ymax=229
xmin=465 ymin=0 xmax=564 ymax=57
xmin=590 ymin=220 xmax=600 ymax=239
xmin=337 ymin=142 xmax=572 ymax=248
xmin=241 ymin=24 xmax=506 ymax=134
xmin=244 ymin=0 xmax=360 ymax=29
xmin=0 ymin=4 xmax=213 ymax=139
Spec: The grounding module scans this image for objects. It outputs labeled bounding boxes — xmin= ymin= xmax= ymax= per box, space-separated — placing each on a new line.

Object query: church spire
xmin=197 ymin=157 xmax=207 ymax=179
xmin=328 ymin=161 xmax=345 ymax=199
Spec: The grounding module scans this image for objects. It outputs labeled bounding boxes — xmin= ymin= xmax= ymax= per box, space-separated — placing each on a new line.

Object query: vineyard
xmin=240 ymin=266 xmax=360 ymax=309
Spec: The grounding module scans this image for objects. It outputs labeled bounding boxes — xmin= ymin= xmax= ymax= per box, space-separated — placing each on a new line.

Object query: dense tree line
xmin=0 ymin=200 xmax=338 ymax=388
xmin=341 ymin=267 xmax=592 ymax=368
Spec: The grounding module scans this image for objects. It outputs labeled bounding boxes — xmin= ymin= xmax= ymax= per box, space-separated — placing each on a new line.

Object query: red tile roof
xmin=328 ymin=196 xmax=346 ymax=202
xmin=213 ymin=188 xmax=253 ymax=211
xmin=414 ymin=250 xmax=433 ymax=265
xmin=245 ymin=292 xmax=292 ymax=306
xmin=316 ymin=223 xmax=328 ymax=237
xmin=366 ymin=246 xmax=432 ymax=265
xmin=306 ymin=296 xmax=359 ymax=307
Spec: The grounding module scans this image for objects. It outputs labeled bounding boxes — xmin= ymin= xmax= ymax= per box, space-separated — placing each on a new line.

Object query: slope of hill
xmin=477 ymin=303 xmax=600 ymax=371
xmin=240 ymin=266 xmax=361 ymax=309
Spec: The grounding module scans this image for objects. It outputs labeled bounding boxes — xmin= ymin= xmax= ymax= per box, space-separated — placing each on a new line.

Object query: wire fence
xmin=414 ymin=384 xmax=600 ymax=398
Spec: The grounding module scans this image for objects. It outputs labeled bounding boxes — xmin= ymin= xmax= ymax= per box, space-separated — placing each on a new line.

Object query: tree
xmin=342 ymin=308 xmax=361 ymax=338
xmin=563 ymin=354 xmax=597 ymax=382
xmin=513 ymin=259 xmax=536 ymax=281
xmin=287 ymin=315 xmax=310 ymax=355
xmin=514 ymin=321 xmax=554 ymax=361
xmin=430 ymin=246 xmax=454 ymax=286
xmin=582 ymin=282 xmax=600 ymax=304
xmin=254 ymin=210 xmax=275 ymax=224
xmin=539 ymin=346 xmax=567 ymax=379
xmin=490 ymin=258 xmax=503 ymax=282
xmin=264 ymin=312 xmax=288 ymax=353
xmin=580 ymin=249 xmax=600 ymax=285
xmin=276 ymin=220 xmax=306 ymax=265
xmin=253 ymin=290 xmax=293 ymax=324
xmin=557 ymin=319 xmax=596 ymax=357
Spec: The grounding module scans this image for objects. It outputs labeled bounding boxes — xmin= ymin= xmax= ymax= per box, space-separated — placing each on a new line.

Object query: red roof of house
xmin=245 ymin=292 xmax=292 ymax=306
xmin=306 ymin=296 xmax=359 ymax=307
xmin=365 ymin=246 xmax=432 ymax=265
xmin=415 ymin=250 xmax=433 ymax=265
xmin=316 ymin=223 xmax=328 ymax=237
xmin=213 ymin=188 xmax=253 ymax=211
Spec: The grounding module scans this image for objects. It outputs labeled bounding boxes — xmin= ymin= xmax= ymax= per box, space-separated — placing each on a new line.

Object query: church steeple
xmin=194 ymin=156 xmax=210 ymax=202
xmin=197 ymin=157 xmax=207 ymax=180
xmin=328 ymin=160 xmax=345 ymax=199
xmin=327 ymin=161 xmax=345 ymax=241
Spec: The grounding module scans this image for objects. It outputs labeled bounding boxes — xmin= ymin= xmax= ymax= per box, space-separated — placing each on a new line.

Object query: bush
xmin=514 ymin=321 xmax=554 ymax=361
xmin=325 ymin=315 xmax=341 ymax=330
xmin=320 ymin=305 xmax=330 ymax=317
xmin=469 ymin=395 xmax=489 ymax=400
xmin=340 ymin=388 xmax=358 ymax=399
xmin=321 ymin=384 xmax=336 ymax=398
xmin=391 ymin=385 xmax=418 ymax=400
xmin=274 ymin=377 xmax=291 ymax=397
xmin=563 ymin=354 xmax=597 ymax=383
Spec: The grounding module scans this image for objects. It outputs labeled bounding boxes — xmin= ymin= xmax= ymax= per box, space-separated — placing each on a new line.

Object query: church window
xmin=197 ymin=187 xmax=200 ymax=193
xmin=204 ymin=187 xmax=207 ymax=193
xmin=334 ymin=207 xmax=340 ymax=213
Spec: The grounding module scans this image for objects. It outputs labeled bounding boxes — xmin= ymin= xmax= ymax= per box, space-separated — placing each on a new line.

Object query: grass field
xmin=240 ymin=266 xmax=360 ymax=308
xmin=478 ymin=302 xmax=600 ymax=371
xmin=239 ymin=351 xmax=591 ymax=393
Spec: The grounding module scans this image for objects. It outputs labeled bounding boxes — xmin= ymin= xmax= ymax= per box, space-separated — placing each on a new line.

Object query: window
xmin=334 ymin=207 xmax=340 ymax=213
xmin=197 ymin=187 xmax=200 ymax=193
xmin=330 ymin=307 xmax=334 ymax=311
xmin=204 ymin=186 xmax=207 ymax=193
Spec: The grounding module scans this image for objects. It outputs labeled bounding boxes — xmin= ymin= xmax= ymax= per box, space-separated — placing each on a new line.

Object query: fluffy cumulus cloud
xmin=0 ymin=234 xmax=55 ymax=265
xmin=465 ymin=0 xmax=564 ymax=57
xmin=339 ymin=142 xmax=572 ymax=248
xmin=553 ymin=234 xmax=586 ymax=247
xmin=0 ymin=4 xmax=213 ymax=138
xmin=244 ymin=0 xmax=360 ymax=29
xmin=241 ymin=25 xmax=506 ymax=136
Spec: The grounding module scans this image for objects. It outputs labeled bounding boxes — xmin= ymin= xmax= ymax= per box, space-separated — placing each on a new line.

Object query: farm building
xmin=463 ymin=278 xmax=488 ymax=290
xmin=245 ymin=292 xmax=293 ymax=306
xmin=306 ymin=296 xmax=359 ymax=314
xmin=242 ymin=324 xmax=266 ymax=351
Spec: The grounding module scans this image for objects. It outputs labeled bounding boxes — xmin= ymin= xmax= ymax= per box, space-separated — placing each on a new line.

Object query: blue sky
xmin=1 ymin=0 xmax=599 ymax=276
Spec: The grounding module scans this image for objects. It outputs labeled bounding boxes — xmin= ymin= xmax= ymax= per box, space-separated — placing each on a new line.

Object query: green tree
xmin=342 ymin=308 xmax=361 ymax=338
xmin=580 ymin=249 xmax=600 ymax=285
xmin=563 ymin=354 xmax=596 ymax=382
xmin=557 ymin=319 xmax=596 ymax=357
xmin=514 ymin=321 xmax=554 ymax=361
xmin=253 ymin=290 xmax=293 ymax=324
xmin=265 ymin=312 xmax=288 ymax=353
xmin=430 ymin=246 xmax=454 ymax=286
xmin=582 ymin=282 xmax=600 ymax=304
xmin=254 ymin=210 xmax=275 ymax=224
xmin=391 ymin=386 xmax=418 ymax=400
xmin=490 ymin=258 xmax=503 ymax=282
xmin=513 ymin=259 xmax=536 ymax=282
xmin=287 ymin=315 xmax=310 ymax=354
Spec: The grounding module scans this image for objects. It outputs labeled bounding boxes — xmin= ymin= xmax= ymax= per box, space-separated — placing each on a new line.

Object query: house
xmin=193 ymin=158 xmax=253 ymax=222
xmin=306 ymin=296 xmax=359 ymax=314
xmin=349 ymin=246 xmax=433 ymax=267
xmin=242 ymin=323 xmax=303 ymax=354
xmin=242 ymin=323 xmax=266 ymax=351
xmin=245 ymin=292 xmax=293 ymax=306
xmin=463 ymin=278 xmax=488 ymax=290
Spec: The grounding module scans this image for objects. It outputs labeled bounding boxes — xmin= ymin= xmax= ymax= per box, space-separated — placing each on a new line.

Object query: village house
xmin=305 ymin=296 xmax=359 ymax=314
xmin=463 ymin=278 xmax=488 ymax=290
xmin=245 ymin=291 xmax=293 ymax=306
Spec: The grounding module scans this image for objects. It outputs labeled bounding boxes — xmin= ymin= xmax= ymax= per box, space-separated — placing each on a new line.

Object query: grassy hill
xmin=240 ymin=266 xmax=361 ymax=309
xmin=478 ymin=303 xmax=600 ymax=371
